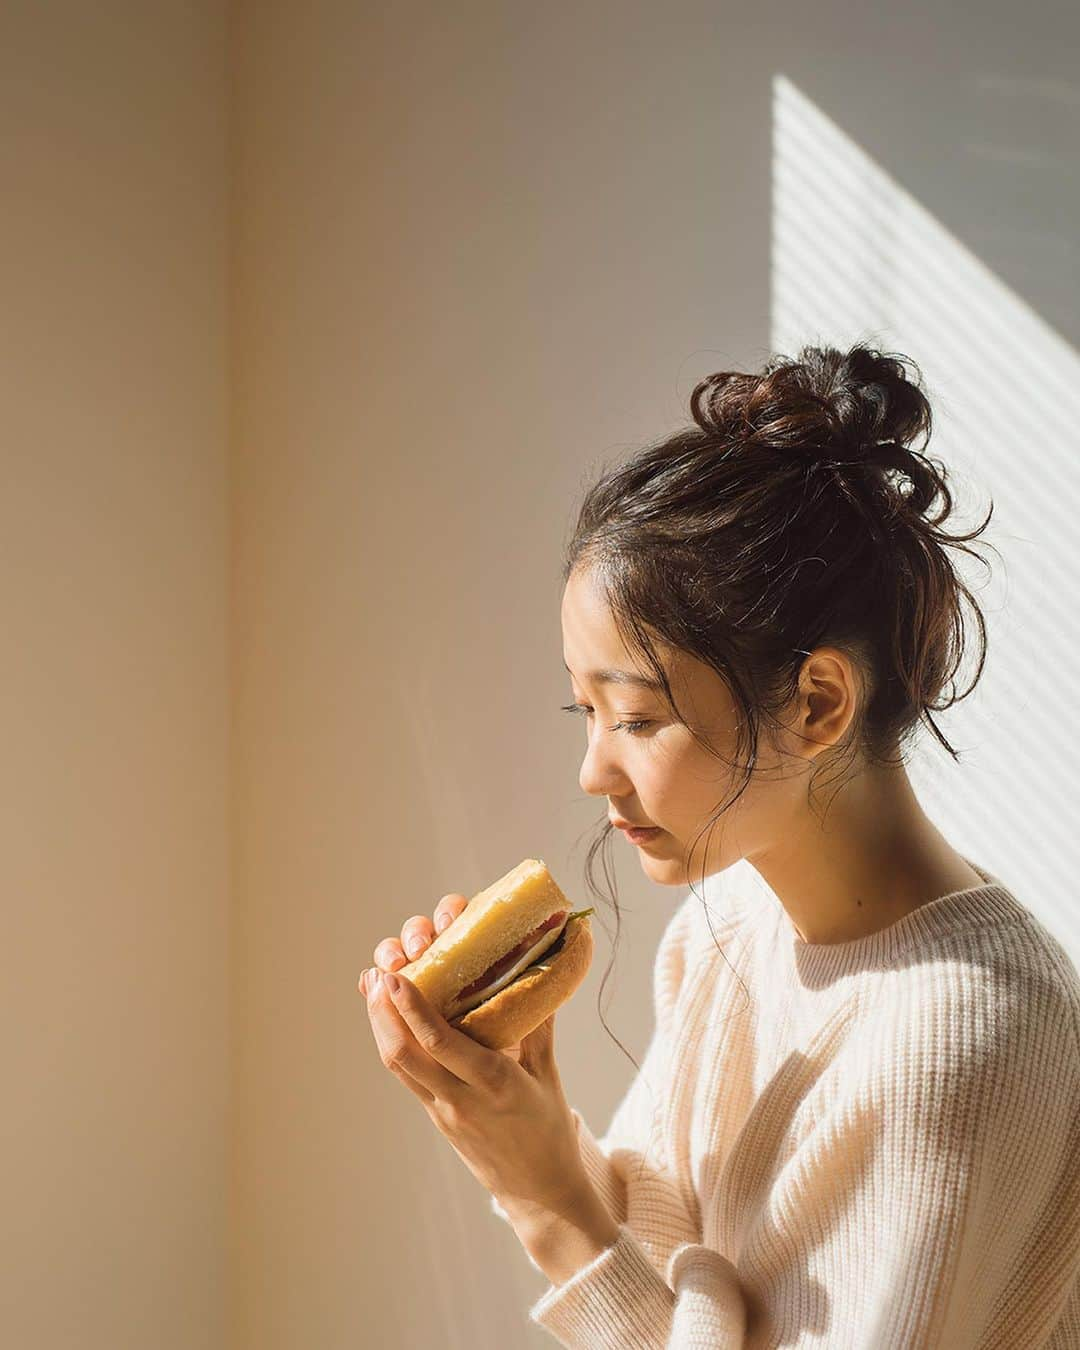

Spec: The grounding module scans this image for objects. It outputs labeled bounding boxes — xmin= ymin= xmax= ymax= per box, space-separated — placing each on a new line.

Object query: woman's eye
xmin=559 ymin=703 xmax=652 ymax=734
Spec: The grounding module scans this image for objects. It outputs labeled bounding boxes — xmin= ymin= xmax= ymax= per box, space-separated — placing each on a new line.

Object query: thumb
xmin=518 ymin=1012 xmax=558 ymax=1082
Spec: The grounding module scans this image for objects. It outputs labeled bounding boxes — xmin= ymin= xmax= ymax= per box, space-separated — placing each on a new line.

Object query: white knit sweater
xmin=491 ymin=860 xmax=1080 ymax=1347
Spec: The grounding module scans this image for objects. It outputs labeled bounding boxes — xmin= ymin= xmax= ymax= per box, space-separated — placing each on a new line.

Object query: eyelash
xmin=559 ymin=703 xmax=653 ymax=735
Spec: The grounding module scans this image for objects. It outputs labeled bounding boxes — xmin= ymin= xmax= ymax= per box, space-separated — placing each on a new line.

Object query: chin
xmin=637 ymin=853 xmax=690 ymax=886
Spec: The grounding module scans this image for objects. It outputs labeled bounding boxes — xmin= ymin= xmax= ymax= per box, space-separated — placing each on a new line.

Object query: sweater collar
xmin=785 ymin=858 xmax=1024 ymax=986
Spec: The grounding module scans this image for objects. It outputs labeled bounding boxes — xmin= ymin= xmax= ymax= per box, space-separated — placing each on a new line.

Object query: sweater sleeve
xmin=525 ymin=1220 xmax=747 ymax=1347
xmin=509 ymin=952 xmax=1080 ymax=1348
xmin=811 ymin=978 xmax=1080 ymax=1349
xmin=744 ymin=971 xmax=1080 ymax=1349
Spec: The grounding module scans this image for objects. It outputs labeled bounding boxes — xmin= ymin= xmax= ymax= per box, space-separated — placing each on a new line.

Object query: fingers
xmin=372 ymin=936 xmax=408 ymax=972
xmin=370 ymin=893 xmax=470 ymax=972
xmin=364 ymin=975 xmax=439 ymax=1105
xmin=400 ymin=915 xmax=436 ymax=960
xmin=518 ymin=1014 xmax=558 ymax=1080
xmin=433 ymin=892 xmax=468 ymax=934
xmin=370 ymin=967 xmax=488 ymax=1091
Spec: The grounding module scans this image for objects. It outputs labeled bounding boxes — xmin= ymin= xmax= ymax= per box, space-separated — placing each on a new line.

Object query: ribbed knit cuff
xmin=527 ymin=1229 xmax=748 ymax=1349
xmin=527 ymin=1223 xmax=675 ymax=1348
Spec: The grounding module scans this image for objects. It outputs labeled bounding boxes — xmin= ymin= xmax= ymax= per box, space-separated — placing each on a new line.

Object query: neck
xmin=748 ymin=762 xmax=981 ymax=945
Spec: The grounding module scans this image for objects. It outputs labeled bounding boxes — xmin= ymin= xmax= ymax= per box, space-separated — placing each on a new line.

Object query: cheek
xmin=664 ymin=743 xmax=741 ymax=820
xmin=643 ymin=742 xmax=707 ymax=817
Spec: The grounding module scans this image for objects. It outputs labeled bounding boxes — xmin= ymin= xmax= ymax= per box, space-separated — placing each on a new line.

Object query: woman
xmin=360 ymin=343 xmax=1080 ymax=1347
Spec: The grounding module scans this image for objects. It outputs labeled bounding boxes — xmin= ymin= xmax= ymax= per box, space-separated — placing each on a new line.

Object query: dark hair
xmin=567 ymin=342 xmax=998 ymax=1082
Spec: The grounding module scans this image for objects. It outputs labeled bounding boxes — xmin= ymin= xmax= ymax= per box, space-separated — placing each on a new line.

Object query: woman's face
xmin=560 ymin=566 xmax=811 ymax=887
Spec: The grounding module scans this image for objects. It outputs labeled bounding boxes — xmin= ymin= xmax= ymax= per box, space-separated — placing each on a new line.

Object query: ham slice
xmin=444 ymin=909 xmax=568 ymax=1019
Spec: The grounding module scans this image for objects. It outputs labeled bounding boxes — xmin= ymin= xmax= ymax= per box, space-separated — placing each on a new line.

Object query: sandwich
xmin=396 ymin=858 xmax=594 ymax=1050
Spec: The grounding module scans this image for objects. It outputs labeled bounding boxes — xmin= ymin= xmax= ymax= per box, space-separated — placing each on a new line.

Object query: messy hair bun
xmin=693 ymin=344 xmax=929 ymax=456
xmin=689 ymin=345 xmax=947 ymax=525
xmin=564 ymin=341 xmax=997 ymax=885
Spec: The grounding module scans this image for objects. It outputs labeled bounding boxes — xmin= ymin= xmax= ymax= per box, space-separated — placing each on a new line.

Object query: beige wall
xmin=230 ymin=2 xmax=1080 ymax=1341
xmin=228 ymin=5 xmax=768 ymax=1347
xmin=6 ymin=1 xmax=1078 ymax=1347
xmin=1 ymin=4 xmax=230 ymax=1348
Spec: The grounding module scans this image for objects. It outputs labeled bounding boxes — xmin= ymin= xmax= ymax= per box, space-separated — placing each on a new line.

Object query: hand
xmin=362 ymin=893 xmax=526 ymax=1064
xmin=359 ymin=933 xmax=592 ymax=1224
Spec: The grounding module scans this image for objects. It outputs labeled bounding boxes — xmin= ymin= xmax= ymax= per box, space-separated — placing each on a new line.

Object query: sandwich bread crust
xmin=451 ymin=909 xmax=593 ymax=1049
xmin=397 ymin=858 xmax=594 ymax=1050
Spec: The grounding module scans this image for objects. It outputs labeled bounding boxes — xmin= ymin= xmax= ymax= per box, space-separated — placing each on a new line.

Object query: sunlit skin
xmin=562 ymin=564 xmax=985 ymax=944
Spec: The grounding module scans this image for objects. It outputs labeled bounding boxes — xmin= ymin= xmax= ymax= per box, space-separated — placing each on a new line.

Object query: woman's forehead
xmin=560 ymin=570 xmax=728 ymax=709
xmin=561 ymin=570 xmax=653 ymax=673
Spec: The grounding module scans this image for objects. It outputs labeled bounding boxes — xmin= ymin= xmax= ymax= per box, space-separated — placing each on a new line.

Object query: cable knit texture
xmin=491 ymin=859 xmax=1080 ymax=1347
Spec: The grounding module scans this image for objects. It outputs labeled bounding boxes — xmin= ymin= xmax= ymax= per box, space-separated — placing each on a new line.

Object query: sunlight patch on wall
xmin=770 ymin=74 xmax=1080 ymax=960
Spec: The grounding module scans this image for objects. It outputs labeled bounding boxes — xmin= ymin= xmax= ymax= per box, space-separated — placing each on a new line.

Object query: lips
xmin=610 ymin=817 xmax=654 ymax=830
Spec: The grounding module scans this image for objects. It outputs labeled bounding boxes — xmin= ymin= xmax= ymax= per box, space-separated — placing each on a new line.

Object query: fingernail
xmin=367 ymin=970 xmax=382 ymax=1001
xmin=435 ymin=914 xmax=451 ymax=933
xmin=405 ymin=935 xmax=425 ymax=957
xmin=383 ymin=972 xmax=399 ymax=995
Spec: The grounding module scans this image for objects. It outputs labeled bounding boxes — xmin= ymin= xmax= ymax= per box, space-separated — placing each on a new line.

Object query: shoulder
xmin=882 ymin=907 xmax=1079 ymax=1042
xmin=853 ymin=915 xmax=1080 ymax=1118
xmin=652 ymin=864 xmax=777 ymax=1030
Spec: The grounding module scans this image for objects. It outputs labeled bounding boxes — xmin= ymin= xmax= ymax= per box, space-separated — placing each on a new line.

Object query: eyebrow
xmin=563 ymin=660 xmax=665 ymax=692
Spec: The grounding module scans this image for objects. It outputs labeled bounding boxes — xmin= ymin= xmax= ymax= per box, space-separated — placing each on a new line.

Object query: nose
xmin=578 ymin=732 xmax=631 ymax=799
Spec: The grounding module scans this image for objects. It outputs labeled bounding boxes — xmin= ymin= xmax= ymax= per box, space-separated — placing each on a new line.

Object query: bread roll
xmin=397 ymin=858 xmax=594 ymax=1050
